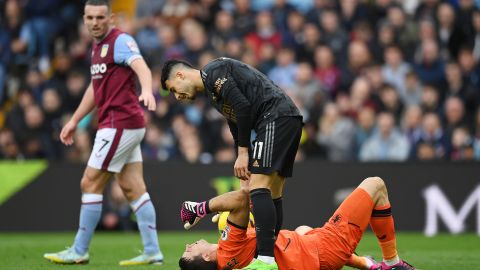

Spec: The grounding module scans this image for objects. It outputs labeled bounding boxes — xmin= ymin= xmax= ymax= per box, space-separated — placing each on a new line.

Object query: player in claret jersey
xmin=44 ymin=0 xmax=163 ymax=266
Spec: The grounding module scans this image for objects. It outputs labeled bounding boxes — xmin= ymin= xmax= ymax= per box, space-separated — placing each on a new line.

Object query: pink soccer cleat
xmin=381 ymin=260 xmax=416 ymax=270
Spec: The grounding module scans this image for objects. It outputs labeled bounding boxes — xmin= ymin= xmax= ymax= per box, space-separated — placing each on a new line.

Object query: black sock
xmin=250 ymin=188 xmax=276 ymax=257
xmin=273 ymin=197 xmax=283 ymax=238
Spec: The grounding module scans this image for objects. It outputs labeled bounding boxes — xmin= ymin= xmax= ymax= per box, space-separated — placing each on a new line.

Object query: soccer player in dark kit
xmin=161 ymin=57 xmax=303 ymax=269
xmin=44 ymin=0 xmax=163 ymax=266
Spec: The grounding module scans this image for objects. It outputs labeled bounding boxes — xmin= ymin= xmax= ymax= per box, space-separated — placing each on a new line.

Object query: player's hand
xmin=234 ymin=149 xmax=250 ymax=180
xmin=60 ymin=120 xmax=77 ymax=146
xmin=139 ymin=91 xmax=156 ymax=111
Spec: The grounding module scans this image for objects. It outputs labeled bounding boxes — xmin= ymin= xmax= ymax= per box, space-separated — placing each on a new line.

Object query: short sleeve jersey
xmin=90 ymin=28 xmax=145 ymax=129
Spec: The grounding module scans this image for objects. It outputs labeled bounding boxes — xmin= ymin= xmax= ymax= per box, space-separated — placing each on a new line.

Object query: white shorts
xmin=87 ymin=128 xmax=145 ymax=173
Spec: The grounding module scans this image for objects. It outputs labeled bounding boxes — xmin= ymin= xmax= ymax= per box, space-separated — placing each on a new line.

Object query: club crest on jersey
xmin=100 ymin=44 xmax=109 ymax=58
xmin=221 ymin=225 xmax=231 ymax=241
xmin=214 ymin=78 xmax=227 ymax=93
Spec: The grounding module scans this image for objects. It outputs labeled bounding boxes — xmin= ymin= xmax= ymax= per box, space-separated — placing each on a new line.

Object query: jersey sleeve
xmin=227 ymin=120 xmax=239 ymax=150
xmin=113 ymin=33 xmax=143 ymax=66
xmin=210 ymin=64 xmax=252 ymax=148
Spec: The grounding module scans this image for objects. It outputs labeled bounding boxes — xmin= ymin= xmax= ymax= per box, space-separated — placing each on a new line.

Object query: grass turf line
xmin=0 ymin=232 xmax=478 ymax=270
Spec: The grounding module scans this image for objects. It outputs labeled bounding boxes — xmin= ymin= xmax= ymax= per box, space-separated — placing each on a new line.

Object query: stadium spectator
xmin=354 ymin=106 xmax=376 ymax=157
xmin=316 ymin=102 xmax=356 ymax=161
xmin=443 ymin=96 xmax=468 ymax=139
xmin=378 ymin=84 xmax=405 ymax=122
xmin=401 ymin=105 xmax=423 ymax=148
xmin=231 ymin=0 xmax=256 ymax=37
xmin=420 ymin=84 xmax=441 ymax=114
xmin=360 ymin=112 xmax=410 ymax=161
xmin=436 ymin=3 xmax=465 ymax=59
xmin=4 ymin=0 xmax=36 ymax=75
xmin=341 ymin=41 xmax=372 ymax=90
xmin=414 ymin=39 xmax=445 ymax=86
xmin=291 ymin=61 xmax=325 ymax=116
xmin=267 ymin=47 xmax=298 ymax=90
xmin=313 ymin=44 xmax=341 ymax=95
xmin=449 ymin=126 xmax=475 ymax=160
xmin=0 ymin=128 xmax=22 ymax=160
xmin=296 ymin=23 xmax=321 ymax=65
xmin=413 ymin=112 xmax=449 ymax=160
xmin=245 ymin=11 xmax=282 ymax=61
xmin=473 ymin=108 xmax=480 ymax=159
xmin=382 ymin=45 xmax=411 ymax=96
xmin=320 ymin=9 xmax=348 ymax=57
xmin=400 ymin=71 xmax=423 ymax=106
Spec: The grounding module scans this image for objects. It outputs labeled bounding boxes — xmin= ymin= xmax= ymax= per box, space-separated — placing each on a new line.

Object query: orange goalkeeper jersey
xmin=216 ymin=222 xmax=320 ymax=270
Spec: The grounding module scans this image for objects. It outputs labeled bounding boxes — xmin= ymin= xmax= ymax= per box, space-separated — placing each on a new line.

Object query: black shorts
xmin=249 ymin=116 xmax=303 ymax=178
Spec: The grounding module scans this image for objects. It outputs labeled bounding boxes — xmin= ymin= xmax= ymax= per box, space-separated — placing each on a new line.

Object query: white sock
xmin=384 ymin=255 xmax=400 ymax=266
xmin=257 ymin=255 xmax=275 ymax=264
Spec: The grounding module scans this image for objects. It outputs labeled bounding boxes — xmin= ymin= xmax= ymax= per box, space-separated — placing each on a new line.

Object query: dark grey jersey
xmin=201 ymin=58 xmax=301 ymax=147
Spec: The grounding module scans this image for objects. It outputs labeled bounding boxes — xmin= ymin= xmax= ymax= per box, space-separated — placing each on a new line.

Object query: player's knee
xmin=361 ymin=176 xmax=385 ymax=195
xmin=80 ymin=174 xmax=95 ymax=193
xmin=237 ymin=189 xmax=250 ymax=208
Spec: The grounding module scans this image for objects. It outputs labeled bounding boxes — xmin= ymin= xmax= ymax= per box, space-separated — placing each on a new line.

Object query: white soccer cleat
xmin=119 ymin=252 xmax=164 ymax=266
xmin=43 ymin=247 xmax=89 ymax=264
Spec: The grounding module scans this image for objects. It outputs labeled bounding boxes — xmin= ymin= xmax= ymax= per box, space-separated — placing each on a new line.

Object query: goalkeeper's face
xmin=182 ymin=239 xmax=217 ymax=261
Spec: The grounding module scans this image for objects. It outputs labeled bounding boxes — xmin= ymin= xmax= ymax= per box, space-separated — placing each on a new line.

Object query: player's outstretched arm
xmin=60 ymin=82 xmax=95 ymax=145
xmin=181 ymin=190 xmax=251 ymax=230
xmin=130 ymin=58 xmax=156 ymax=111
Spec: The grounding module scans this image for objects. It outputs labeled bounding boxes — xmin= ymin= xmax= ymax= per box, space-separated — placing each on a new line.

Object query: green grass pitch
xmin=0 ymin=232 xmax=478 ymax=269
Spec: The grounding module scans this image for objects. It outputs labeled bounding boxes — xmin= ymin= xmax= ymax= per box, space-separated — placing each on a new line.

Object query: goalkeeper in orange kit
xmin=179 ymin=177 xmax=416 ymax=270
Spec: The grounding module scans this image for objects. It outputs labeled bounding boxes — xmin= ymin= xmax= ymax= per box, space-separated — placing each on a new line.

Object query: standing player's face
xmin=166 ymin=72 xmax=197 ymax=102
xmin=83 ymin=5 xmax=112 ymax=40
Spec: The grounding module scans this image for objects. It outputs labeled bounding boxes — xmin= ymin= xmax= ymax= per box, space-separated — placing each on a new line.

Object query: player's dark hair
xmin=179 ymin=256 xmax=217 ymax=270
xmin=85 ymin=0 xmax=111 ymax=11
xmin=160 ymin=59 xmax=194 ymax=91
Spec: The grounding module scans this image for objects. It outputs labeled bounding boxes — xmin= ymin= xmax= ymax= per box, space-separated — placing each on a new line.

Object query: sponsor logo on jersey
xmin=126 ymin=41 xmax=140 ymax=53
xmin=252 ymin=160 xmax=259 ymax=167
xmin=214 ymin=78 xmax=227 ymax=93
xmin=100 ymin=44 xmax=109 ymax=57
xmin=91 ymin=63 xmax=107 ymax=75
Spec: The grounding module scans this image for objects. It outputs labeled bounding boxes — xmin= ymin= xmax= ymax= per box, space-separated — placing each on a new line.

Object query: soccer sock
xmin=73 ymin=193 xmax=103 ymax=255
xmin=273 ymin=197 xmax=283 ymax=238
xmin=250 ymin=188 xmax=276 ymax=260
xmin=131 ymin=193 xmax=162 ymax=256
xmin=370 ymin=204 xmax=399 ymax=264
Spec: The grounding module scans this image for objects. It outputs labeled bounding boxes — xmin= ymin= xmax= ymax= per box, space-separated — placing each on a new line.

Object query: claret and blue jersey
xmin=91 ymin=28 xmax=145 ymax=129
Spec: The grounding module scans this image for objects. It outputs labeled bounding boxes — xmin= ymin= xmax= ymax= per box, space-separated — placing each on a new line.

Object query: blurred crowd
xmin=2 ymin=0 xmax=480 ymax=163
